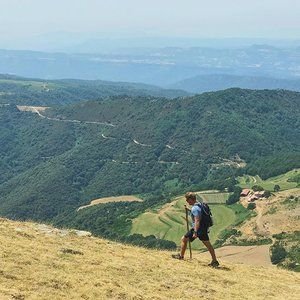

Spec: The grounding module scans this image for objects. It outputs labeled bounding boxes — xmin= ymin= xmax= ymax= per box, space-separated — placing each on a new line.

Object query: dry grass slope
xmin=0 ymin=218 xmax=299 ymax=300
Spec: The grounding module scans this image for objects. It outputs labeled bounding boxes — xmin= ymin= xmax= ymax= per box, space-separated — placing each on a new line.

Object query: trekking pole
xmin=184 ymin=205 xmax=192 ymax=259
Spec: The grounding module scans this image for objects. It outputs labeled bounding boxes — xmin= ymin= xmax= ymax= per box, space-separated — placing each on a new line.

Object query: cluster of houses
xmin=240 ymin=189 xmax=267 ymax=202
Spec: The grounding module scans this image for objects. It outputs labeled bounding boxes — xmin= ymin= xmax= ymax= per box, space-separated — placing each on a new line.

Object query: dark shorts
xmin=184 ymin=228 xmax=209 ymax=242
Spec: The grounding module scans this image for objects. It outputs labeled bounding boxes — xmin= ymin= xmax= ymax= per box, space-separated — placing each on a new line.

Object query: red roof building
xmin=241 ymin=189 xmax=250 ymax=197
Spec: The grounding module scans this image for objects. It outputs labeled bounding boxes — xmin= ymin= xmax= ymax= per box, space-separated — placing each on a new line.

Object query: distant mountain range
xmin=169 ymin=74 xmax=300 ymax=93
xmin=1 ymin=45 xmax=300 ymax=86
xmin=2 ymin=34 xmax=300 ymax=53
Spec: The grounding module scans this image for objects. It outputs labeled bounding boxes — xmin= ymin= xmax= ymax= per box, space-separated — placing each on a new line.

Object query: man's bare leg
xmin=180 ymin=236 xmax=189 ymax=258
xmin=202 ymin=240 xmax=217 ymax=262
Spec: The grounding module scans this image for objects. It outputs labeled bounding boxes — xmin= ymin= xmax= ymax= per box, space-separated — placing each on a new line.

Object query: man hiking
xmin=172 ymin=192 xmax=219 ymax=267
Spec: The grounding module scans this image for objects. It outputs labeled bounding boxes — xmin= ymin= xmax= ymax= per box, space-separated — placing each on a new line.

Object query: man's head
xmin=185 ymin=192 xmax=197 ymax=205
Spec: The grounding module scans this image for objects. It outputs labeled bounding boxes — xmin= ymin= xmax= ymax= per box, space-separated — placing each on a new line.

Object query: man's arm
xmin=194 ymin=215 xmax=200 ymax=232
xmin=192 ymin=214 xmax=201 ymax=238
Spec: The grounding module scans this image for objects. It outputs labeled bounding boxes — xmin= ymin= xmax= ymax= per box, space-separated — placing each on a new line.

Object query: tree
xmin=226 ymin=186 xmax=242 ymax=205
xmin=252 ymin=185 xmax=264 ymax=191
xmin=271 ymin=242 xmax=287 ymax=264
xmin=264 ymin=190 xmax=272 ymax=198
xmin=247 ymin=202 xmax=256 ymax=210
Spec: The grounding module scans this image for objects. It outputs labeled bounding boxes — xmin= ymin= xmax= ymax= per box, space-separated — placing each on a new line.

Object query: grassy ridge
xmin=237 ymin=169 xmax=300 ymax=190
xmin=0 ymin=88 xmax=299 ymax=243
xmin=0 ymin=75 xmax=187 ymax=106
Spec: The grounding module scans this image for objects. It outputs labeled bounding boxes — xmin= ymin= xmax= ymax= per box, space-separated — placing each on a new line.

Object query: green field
xmin=131 ymin=195 xmax=236 ymax=250
xmin=237 ymin=169 xmax=300 ymax=191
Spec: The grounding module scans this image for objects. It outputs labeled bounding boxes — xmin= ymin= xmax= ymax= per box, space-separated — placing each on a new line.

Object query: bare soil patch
xmin=17 ymin=105 xmax=49 ymax=112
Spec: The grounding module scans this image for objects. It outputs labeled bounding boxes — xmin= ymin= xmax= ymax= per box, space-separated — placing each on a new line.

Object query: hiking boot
xmin=172 ymin=253 xmax=184 ymax=260
xmin=208 ymin=260 xmax=219 ymax=268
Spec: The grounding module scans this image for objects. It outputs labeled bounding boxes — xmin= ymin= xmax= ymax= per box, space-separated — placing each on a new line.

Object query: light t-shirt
xmin=190 ymin=203 xmax=201 ymax=228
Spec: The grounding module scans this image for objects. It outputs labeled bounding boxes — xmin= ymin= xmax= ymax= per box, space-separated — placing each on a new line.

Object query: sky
xmin=0 ymin=0 xmax=300 ymax=41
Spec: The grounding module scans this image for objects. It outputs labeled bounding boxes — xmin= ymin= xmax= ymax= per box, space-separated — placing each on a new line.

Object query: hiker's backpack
xmin=196 ymin=203 xmax=213 ymax=227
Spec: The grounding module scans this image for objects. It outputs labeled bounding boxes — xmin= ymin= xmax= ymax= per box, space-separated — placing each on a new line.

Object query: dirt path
xmin=200 ymin=245 xmax=272 ymax=267
xmin=17 ymin=105 xmax=116 ymax=127
xmin=133 ymin=139 xmax=152 ymax=147
xmin=254 ymin=201 xmax=270 ymax=236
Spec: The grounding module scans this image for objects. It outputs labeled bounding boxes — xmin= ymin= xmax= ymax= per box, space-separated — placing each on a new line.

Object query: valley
xmin=0 ymin=78 xmax=299 ymax=268
xmin=1 ymin=2 xmax=300 ymax=298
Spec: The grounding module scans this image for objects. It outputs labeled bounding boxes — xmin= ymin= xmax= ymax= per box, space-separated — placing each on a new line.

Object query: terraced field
xmin=131 ymin=194 xmax=236 ymax=249
xmin=197 ymin=191 xmax=230 ymax=204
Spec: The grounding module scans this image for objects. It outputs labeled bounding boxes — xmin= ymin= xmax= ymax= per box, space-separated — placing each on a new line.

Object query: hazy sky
xmin=1 ymin=0 xmax=300 ymax=39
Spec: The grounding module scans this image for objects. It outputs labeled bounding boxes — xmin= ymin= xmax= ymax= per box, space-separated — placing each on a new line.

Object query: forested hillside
xmin=0 ymin=88 xmax=299 ymax=246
